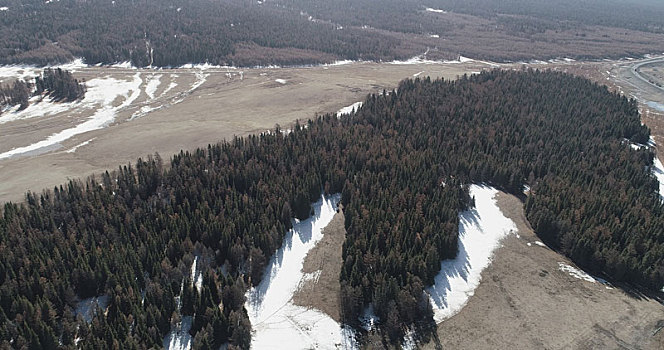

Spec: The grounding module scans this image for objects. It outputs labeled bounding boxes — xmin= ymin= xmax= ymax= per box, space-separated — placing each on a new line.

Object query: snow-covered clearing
xmin=245 ymin=194 xmax=352 ymax=349
xmin=0 ymin=73 xmax=143 ymax=160
xmin=76 ymin=295 xmax=109 ymax=323
xmin=427 ymin=185 xmax=517 ymax=323
xmin=336 ymin=102 xmax=363 ymax=117
xmin=145 ymin=74 xmax=162 ymax=99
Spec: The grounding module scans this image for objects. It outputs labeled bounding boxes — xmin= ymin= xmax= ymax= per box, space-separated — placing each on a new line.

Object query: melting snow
xmin=0 ymin=73 xmax=143 ymax=160
xmin=76 ymin=295 xmax=109 ymax=323
xmin=534 ymin=241 xmax=546 ymax=247
xmin=336 ymin=102 xmax=363 ymax=117
xmin=557 ymin=262 xmax=612 ymax=288
xmin=245 ymin=194 xmax=349 ymax=349
xmin=274 ymin=78 xmax=287 ymax=84
xmin=65 ymin=138 xmax=95 ymax=153
xmin=0 ymin=7 xmax=8 ymax=11
xmin=190 ymin=256 xmax=203 ymax=294
xmin=429 ymin=34 xmax=440 ymax=38
xmin=164 ymin=316 xmax=192 ymax=350
xmin=145 ymin=74 xmax=162 ymax=99
xmin=427 ymin=185 xmax=517 ymax=323
xmin=425 ymin=8 xmax=447 ymax=13
xmin=413 ymin=71 xmax=425 ymax=77
xmin=358 ymin=305 xmax=380 ymax=331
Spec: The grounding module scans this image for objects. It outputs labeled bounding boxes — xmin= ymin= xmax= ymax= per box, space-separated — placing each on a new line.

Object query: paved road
xmin=628 ymin=57 xmax=664 ymax=93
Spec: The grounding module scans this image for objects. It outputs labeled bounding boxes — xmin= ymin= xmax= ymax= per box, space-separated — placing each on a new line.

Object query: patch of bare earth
xmin=423 ymin=192 xmax=664 ymax=350
xmin=292 ymin=206 xmax=345 ymax=322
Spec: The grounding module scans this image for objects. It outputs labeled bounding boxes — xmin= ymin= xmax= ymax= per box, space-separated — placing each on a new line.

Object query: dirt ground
xmin=292 ymin=206 xmax=345 ymax=322
xmin=422 ymin=192 xmax=664 ymax=350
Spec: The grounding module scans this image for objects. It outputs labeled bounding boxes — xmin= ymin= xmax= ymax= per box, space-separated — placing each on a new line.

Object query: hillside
xmin=1 ymin=70 xmax=663 ymax=348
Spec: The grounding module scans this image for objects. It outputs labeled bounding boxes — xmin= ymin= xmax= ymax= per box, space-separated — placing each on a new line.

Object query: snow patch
xmin=336 ymin=102 xmax=363 ymax=117
xmin=426 ymin=8 xmax=447 ymax=13
xmin=274 ymin=78 xmax=287 ymax=84
xmin=358 ymin=304 xmax=380 ymax=331
xmin=0 ymin=7 xmax=8 ymax=11
xmin=164 ymin=316 xmax=192 ymax=350
xmin=427 ymin=185 xmax=517 ymax=323
xmin=413 ymin=71 xmax=425 ymax=77
xmin=534 ymin=241 xmax=546 ymax=247
xmin=110 ymin=61 xmax=135 ymax=69
xmin=145 ymin=74 xmax=162 ymax=99
xmin=558 ymin=262 xmax=612 ymax=288
xmin=76 ymin=295 xmax=109 ymax=323
xmin=190 ymin=256 xmax=203 ymax=294
xmin=0 ymin=73 xmax=143 ymax=160
xmin=245 ymin=194 xmax=348 ymax=349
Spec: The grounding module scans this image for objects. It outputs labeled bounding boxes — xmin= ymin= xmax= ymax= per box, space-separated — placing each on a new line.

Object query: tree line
xmin=0 ymin=70 xmax=662 ymax=348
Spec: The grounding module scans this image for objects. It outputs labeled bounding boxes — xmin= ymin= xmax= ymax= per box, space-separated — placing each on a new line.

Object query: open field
xmin=0 ymin=61 xmax=488 ymax=203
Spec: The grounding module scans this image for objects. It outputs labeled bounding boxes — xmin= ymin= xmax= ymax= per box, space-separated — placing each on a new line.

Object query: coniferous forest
xmin=0 ymin=70 xmax=663 ymax=348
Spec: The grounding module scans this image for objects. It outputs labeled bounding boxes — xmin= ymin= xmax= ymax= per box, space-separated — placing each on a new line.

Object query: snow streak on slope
xmin=145 ymin=74 xmax=162 ymax=99
xmin=245 ymin=194 xmax=351 ymax=349
xmin=427 ymin=185 xmax=517 ymax=323
xmin=0 ymin=73 xmax=143 ymax=159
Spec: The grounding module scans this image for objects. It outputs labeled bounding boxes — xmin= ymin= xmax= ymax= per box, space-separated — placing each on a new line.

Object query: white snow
xmin=336 ymin=102 xmax=363 ymax=117
xmin=0 ymin=73 xmax=143 ymax=160
xmin=413 ymin=71 xmax=425 ymax=77
xmin=0 ymin=7 xmax=8 ymax=11
xmin=429 ymin=34 xmax=440 ymax=38
xmin=65 ymin=138 xmax=95 ymax=153
xmin=402 ymin=328 xmax=416 ymax=350
xmin=245 ymin=194 xmax=349 ymax=349
xmin=145 ymin=74 xmax=162 ymax=99
xmin=358 ymin=305 xmax=380 ymax=331
xmin=161 ymin=81 xmax=178 ymax=97
xmin=427 ymin=185 xmax=517 ymax=323
xmin=110 ymin=61 xmax=134 ymax=69
xmin=76 ymin=295 xmax=109 ymax=323
xmin=190 ymin=256 xmax=203 ymax=294
xmin=274 ymin=78 xmax=287 ymax=84
xmin=557 ymin=262 xmax=612 ymax=289
xmin=325 ymin=60 xmax=355 ymax=66
xmin=425 ymin=8 xmax=447 ymax=13
xmin=164 ymin=316 xmax=192 ymax=350
xmin=534 ymin=241 xmax=546 ymax=247
xmin=652 ymin=154 xmax=664 ymax=201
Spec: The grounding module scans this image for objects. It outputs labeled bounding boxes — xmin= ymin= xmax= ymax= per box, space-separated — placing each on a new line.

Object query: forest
xmin=2 ymin=0 xmax=664 ymax=67
xmin=0 ymin=70 xmax=663 ymax=348
xmin=0 ymin=68 xmax=85 ymax=113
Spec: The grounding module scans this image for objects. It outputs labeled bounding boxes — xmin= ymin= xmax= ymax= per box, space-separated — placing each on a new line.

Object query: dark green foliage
xmin=0 ymin=70 xmax=663 ymax=348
